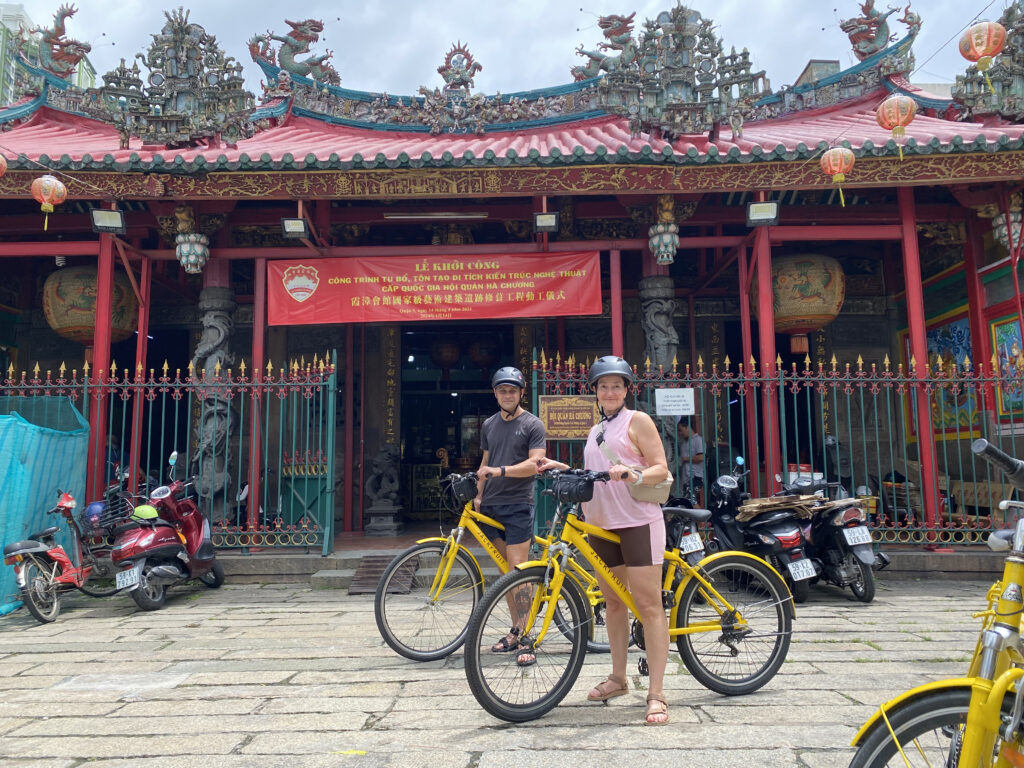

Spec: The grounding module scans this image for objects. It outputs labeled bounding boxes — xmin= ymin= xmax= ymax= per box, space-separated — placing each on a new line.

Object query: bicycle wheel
xmin=77 ymin=553 xmax=120 ymax=597
xmin=675 ymin=554 xmax=792 ymax=696
xmin=464 ymin=565 xmax=588 ymax=722
xmin=20 ymin=558 xmax=61 ymax=623
xmin=850 ymin=688 xmax=1012 ymax=767
xmin=374 ymin=542 xmax=483 ymax=662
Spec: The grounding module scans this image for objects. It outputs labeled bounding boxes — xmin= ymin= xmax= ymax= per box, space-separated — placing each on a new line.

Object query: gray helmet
xmin=491 ymin=366 xmax=526 ymax=389
xmin=588 ymin=356 xmax=634 ymax=387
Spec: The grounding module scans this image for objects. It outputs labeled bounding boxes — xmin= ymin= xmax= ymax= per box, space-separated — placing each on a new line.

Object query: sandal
xmin=516 ymin=642 xmax=536 ymax=667
xmin=587 ymin=674 xmax=629 ymax=702
xmin=645 ymin=693 xmax=669 ymax=726
xmin=491 ymin=627 xmax=521 ymax=653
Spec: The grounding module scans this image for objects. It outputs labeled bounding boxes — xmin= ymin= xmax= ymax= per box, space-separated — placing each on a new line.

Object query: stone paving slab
xmin=0 ymin=578 xmax=1001 ymax=766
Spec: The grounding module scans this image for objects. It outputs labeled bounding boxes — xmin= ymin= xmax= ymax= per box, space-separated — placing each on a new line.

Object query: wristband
xmin=501 ymin=466 xmax=507 ymax=477
xmin=632 ymin=469 xmax=643 ymax=485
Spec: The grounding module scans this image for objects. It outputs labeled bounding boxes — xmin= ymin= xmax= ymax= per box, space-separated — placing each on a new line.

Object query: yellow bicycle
xmin=462 ymin=469 xmax=795 ymax=722
xmin=849 ymin=438 xmax=1024 ymax=767
xmin=373 ymin=471 xmax=615 ymax=661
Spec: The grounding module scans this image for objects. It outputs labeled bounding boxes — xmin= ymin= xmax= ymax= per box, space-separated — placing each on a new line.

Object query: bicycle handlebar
xmin=972 ymin=439 xmax=1024 ymax=492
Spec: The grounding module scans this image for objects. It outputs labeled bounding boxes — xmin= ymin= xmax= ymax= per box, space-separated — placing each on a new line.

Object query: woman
xmin=537 ymin=355 xmax=671 ymax=725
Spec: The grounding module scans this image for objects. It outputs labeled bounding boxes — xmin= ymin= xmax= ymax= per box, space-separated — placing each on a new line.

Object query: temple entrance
xmin=399 ymin=323 xmax=519 ymax=520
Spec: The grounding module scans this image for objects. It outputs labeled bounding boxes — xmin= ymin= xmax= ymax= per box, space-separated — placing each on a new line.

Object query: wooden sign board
xmin=539 ymin=395 xmax=600 ymax=440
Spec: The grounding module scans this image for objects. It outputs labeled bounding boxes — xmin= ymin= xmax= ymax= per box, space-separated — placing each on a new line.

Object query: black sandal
xmin=491 ymin=627 xmax=521 ymax=653
xmin=516 ymin=641 xmax=536 ymax=667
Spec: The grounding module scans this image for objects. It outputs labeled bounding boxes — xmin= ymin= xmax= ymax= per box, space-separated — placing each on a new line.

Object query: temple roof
xmin=2 ymin=88 xmax=1022 ymax=175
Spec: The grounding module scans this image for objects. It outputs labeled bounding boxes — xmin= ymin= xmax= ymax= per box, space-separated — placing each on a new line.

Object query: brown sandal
xmin=587 ymin=674 xmax=629 ymax=702
xmin=645 ymin=693 xmax=669 ymax=725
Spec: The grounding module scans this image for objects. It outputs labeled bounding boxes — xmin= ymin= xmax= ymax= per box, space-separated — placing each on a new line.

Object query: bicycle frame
xmin=516 ymin=509 xmax=792 ymax=648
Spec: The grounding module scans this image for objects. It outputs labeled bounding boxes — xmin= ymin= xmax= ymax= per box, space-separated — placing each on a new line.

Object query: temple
xmin=2 ymin=3 xmax=1023 ymax=549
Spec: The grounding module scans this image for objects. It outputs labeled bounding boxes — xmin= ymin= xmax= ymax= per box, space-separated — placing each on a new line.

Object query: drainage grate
xmin=347 ymin=554 xmax=417 ymax=595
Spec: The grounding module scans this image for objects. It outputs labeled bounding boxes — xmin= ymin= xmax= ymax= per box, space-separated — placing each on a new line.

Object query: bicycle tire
xmin=850 ymin=688 xmax=1012 ymax=767
xmin=464 ymin=565 xmax=589 ymax=722
xmin=675 ymin=554 xmax=792 ymax=696
xmin=20 ymin=557 xmax=61 ymax=623
xmin=77 ymin=555 xmax=120 ymax=598
xmin=374 ymin=542 xmax=483 ymax=662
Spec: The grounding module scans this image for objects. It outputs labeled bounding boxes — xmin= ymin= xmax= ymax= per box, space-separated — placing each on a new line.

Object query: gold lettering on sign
xmin=540 ymin=395 xmax=600 ymax=440
xmin=383 ymin=326 xmax=400 ymax=446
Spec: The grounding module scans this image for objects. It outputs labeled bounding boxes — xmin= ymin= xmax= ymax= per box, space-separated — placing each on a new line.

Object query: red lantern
xmin=875 ymin=93 xmax=917 ymax=161
xmin=30 ymin=174 xmax=67 ymax=232
xmin=0 ymin=154 xmax=7 ymax=179
xmin=820 ymin=147 xmax=855 ymax=207
xmin=960 ymin=21 xmax=1006 ymax=93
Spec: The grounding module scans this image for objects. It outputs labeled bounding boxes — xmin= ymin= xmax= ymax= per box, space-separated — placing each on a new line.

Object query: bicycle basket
xmin=553 ymin=474 xmax=594 ymax=504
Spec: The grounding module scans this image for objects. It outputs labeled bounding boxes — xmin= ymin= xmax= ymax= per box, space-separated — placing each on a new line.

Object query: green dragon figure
xmin=26 ymin=3 xmax=92 ymax=80
xmin=571 ymin=12 xmax=638 ymax=81
xmin=249 ymin=19 xmax=340 ymax=85
xmin=840 ymin=0 xmax=899 ymax=61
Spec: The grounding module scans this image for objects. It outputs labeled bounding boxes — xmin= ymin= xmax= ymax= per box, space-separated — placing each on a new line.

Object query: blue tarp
xmin=0 ymin=396 xmax=89 ymax=615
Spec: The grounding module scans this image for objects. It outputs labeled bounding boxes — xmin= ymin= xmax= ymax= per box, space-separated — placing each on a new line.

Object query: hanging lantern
xmin=750 ymin=255 xmax=846 ymax=355
xmin=31 ymin=174 xmax=67 ymax=231
xmin=42 ymin=266 xmax=139 ymax=346
xmin=0 ymin=154 xmax=7 ymax=179
xmin=875 ymin=93 xmax=917 ymax=161
xmin=960 ymin=21 xmax=1006 ymax=94
xmin=175 ymin=232 xmax=210 ymax=274
xmin=820 ymin=147 xmax=855 ymax=207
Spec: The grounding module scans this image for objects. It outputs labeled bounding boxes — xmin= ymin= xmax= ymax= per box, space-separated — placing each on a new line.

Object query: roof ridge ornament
xmin=18 ymin=4 xmax=92 ymax=82
xmin=839 ymin=0 xmax=902 ymax=61
xmin=248 ymin=19 xmax=340 ymax=87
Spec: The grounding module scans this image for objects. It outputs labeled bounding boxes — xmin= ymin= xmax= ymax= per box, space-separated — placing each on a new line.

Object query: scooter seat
xmin=3 ymin=539 xmax=51 ymax=557
xmin=27 ymin=526 xmax=61 ymax=540
xmin=664 ymin=506 xmax=712 ymax=524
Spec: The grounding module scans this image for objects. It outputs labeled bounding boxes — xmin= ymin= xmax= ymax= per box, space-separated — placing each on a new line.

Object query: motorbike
xmin=703 ymin=457 xmax=816 ymax=603
xmin=3 ymin=490 xmax=124 ymax=623
xmin=111 ymin=451 xmax=225 ymax=611
xmin=776 ymin=474 xmax=889 ymax=604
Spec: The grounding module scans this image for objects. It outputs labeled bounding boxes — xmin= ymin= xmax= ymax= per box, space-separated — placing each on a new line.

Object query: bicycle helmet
xmin=588 ymin=356 xmax=634 ymax=388
xmin=491 ymin=366 xmax=526 ymax=389
xmin=131 ymin=504 xmax=159 ymax=521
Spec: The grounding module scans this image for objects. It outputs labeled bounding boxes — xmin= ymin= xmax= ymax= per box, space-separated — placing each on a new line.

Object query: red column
xmin=87 ymin=233 xmax=116 ymax=501
xmin=247 ymin=257 xmax=267 ymax=530
xmin=344 ymin=325 xmax=355 ymax=532
xmin=128 ymin=255 xmax=152 ymax=495
xmin=609 ymin=249 xmax=623 ymax=356
xmin=898 ymin=187 xmax=940 ymax=537
xmin=754 ymin=226 xmax=781 ymax=495
xmin=738 ymin=244 xmax=759 ymax=485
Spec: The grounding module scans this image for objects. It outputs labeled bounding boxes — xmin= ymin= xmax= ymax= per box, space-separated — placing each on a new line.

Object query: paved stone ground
xmin=0 ymin=575 xmax=990 ymax=768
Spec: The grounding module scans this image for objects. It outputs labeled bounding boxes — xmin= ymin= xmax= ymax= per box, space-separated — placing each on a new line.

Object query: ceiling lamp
xmin=31 ymin=175 xmax=68 ymax=231
xmin=820 ymin=147 xmax=855 ymax=208
xmin=960 ymin=21 xmax=1007 ymax=93
xmin=875 ymin=93 xmax=917 ymax=161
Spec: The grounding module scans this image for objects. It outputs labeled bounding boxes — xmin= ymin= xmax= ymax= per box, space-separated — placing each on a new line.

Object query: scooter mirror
xmin=774 ymin=473 xmax=782 ymax=483
xmin=735 ymin=456 xmax=745 ymax=467
xmin=168 ymin=451 xmax=178 ymax=466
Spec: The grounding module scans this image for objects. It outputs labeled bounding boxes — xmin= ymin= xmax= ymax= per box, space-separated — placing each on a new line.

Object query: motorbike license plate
xmin=843 ymin=526 xmax=873 ymax=547
xmin=679 ymin=533 xmax=704 ymax=555
xmin=787 ymin=558 xmax=816 ymax=581
xmin=116 ymin=565 xmax=140 ymax=591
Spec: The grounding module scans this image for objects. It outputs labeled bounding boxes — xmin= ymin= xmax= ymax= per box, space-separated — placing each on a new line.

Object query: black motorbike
xmin=704 ymin=457 xmax=814 ymax=603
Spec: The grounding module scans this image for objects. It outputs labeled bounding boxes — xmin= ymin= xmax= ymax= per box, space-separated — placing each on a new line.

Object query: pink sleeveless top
xmin=581 ymin=409 xmax=662 ymax=530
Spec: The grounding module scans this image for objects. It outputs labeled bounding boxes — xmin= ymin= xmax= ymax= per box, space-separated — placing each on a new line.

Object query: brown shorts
xmin=589 ymin=522 xmax=666 ymax=568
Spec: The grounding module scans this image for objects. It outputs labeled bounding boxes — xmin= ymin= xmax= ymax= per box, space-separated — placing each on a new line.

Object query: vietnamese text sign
xmin=268 ymin=252 xmax=601 ymax=325
xmin=654 ymin=387 xmax=695 ymax=416
xmin=539 ymin=395 xmax=600 ymax=440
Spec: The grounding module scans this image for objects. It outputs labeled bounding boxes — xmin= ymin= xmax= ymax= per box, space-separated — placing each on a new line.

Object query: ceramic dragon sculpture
xmin=27 ymin=4 xmax=92 ymax=80
xmin=249 ymin=18 xmax=340 ymax=85
xmin=840 ymin=0 xmax=899 ymax=60
xmin=571 ymin=12 xmax=638 ymax=81
xmin=438 ymin=43 xmax=481 ymax=93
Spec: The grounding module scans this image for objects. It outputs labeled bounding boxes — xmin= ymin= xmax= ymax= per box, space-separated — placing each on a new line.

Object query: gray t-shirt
xmin=679 ymin=432 xmax=706 ymax=482
xmin=480 ymin=410 xmax=546 ymax=505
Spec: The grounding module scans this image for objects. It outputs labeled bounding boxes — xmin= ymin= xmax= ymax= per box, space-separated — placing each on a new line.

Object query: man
xmin=475 ymin=366 xmax=546 ymax=666
xmin=677 ymin=415 xmax=705 ymax=504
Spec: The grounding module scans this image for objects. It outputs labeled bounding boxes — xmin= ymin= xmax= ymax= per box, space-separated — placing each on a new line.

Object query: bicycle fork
xmin=521 ymin=549 xmax=571 ymax=651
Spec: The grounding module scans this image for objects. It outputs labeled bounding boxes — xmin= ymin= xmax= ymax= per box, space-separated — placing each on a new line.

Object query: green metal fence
xmin=533 ymin=352 xmax=1024 ymax=545
xmin=1 ymin=354 xmax=337 ymax=552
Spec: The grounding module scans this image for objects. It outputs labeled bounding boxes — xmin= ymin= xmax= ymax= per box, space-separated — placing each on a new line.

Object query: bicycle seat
xmin=663 ymin=506 xmax=711 ymax=524
xmin=3 ymin=539 xmax=51 ymax=557
xmin=27 ymin=526 xmax=61 ymax=540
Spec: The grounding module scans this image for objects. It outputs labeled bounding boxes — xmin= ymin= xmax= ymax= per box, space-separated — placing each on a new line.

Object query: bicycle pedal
xmin=637 ymin=657 xmax=649 ymax=676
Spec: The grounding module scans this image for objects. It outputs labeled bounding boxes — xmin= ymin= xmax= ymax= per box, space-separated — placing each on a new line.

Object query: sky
xmin=17 ymin=0 xmax=1012 ymax=97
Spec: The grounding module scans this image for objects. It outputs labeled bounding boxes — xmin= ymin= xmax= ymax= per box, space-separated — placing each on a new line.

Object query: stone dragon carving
xmin=571 ymin=12 xmax=638 ymax=81
xmin=249 ymin=19 xmax=340 ymax=85
xmin=840 ymin=0 xmax=899 ymax=61
xmin=25 ymin=3 xmax=92 ymax=80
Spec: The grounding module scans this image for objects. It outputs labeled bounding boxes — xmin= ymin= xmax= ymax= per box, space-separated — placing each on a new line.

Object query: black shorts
xmin=479 ymin=503 xmax=534 ymax=546
xmin=589 ymin=522 xmax=666 ymax=568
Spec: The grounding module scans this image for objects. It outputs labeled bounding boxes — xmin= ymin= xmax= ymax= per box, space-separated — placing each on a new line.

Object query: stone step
xmin=310 ymin=569 xmax=356 ymax=590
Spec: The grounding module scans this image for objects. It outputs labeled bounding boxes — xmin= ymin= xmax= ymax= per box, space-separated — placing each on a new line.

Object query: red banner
xmin=267 ymin=251 xmax=601 ymax=325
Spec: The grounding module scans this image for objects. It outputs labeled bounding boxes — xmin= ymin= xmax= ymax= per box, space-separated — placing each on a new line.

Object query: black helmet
xmin=491 ymin=366 xmax=526 ymax=389
xmin=588 ymin=356 xmax=634 ymax=387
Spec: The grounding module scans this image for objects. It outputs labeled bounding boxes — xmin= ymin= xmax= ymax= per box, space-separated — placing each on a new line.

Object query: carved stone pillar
xmin=192 ymin=286 xmax=237 ymax=523
xmin=638 ymin=275 xmax=678 ymax=372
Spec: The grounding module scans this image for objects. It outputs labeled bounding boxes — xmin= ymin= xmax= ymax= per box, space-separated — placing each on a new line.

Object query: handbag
xmin=595 ymin=425 xmax=673 ymax=505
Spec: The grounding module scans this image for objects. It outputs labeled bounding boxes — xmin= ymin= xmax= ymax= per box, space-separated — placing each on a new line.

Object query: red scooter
xmin=111 ymin=451 xmax=224 ymax=610
xmin=3 ymin=490 xmax=122 ymax=623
